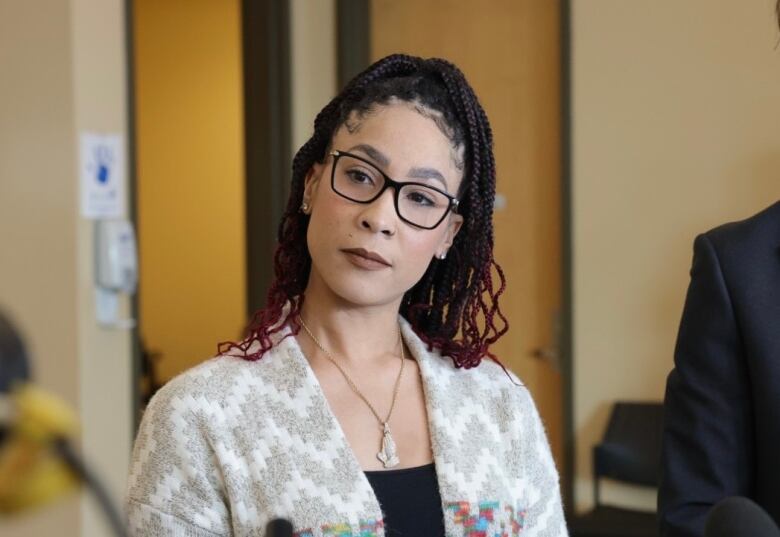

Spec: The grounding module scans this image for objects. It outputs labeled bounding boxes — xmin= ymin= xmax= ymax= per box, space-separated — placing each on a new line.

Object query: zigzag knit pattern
xmin=126 ymin=318 xmax=568 ymax=536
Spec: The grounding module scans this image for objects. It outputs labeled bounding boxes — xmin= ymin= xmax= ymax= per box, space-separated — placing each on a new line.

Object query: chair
xmin=570 ymin=401 xmax=664 ymax=537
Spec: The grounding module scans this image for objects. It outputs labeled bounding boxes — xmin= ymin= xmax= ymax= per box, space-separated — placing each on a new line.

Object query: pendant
xmin=376 ymin=422 xmax=400 ymax=468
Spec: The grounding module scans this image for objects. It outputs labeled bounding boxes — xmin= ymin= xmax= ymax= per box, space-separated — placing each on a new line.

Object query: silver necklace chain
xmin=298 ymin=315 xmax=405 ymax=468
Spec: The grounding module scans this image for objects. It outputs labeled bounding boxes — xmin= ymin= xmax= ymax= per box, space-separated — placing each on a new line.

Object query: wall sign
xmin=80 ymin=132 xmax=125 ymax=219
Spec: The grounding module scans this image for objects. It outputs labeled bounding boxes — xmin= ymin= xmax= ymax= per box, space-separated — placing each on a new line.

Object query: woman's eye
xmin=407 ymin=191 xmax=436 ymax=207
xmin=346 ymin=170 xmax=375 ymax=185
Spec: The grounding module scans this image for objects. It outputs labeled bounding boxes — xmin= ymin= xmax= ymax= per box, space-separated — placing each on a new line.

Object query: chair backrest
xmin=594 ymin=401 xmax=664 ymax=488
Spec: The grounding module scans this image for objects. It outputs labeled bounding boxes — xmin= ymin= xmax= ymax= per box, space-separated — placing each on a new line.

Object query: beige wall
xmin=290 ymin=0 xmax=337 ymax=156
xmin=1 ymin=1 xmax=132 ymax=536
xmin=72 ymin=1 xmax=134 ymax=533
xmin=135 ymin=0 xmax=246 ymax=383
xmin=572 ymin=0 xmax=780 ymax=512
xmin=1 ymin=2 xmax=80 ymax=535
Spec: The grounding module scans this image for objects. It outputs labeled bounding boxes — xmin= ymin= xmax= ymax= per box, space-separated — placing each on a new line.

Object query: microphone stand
xmin=54 ymin=438 xmax=128 ymax=537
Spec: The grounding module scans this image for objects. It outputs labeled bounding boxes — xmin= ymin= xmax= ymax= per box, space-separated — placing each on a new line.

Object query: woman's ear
xmin=302 ymin=162 xmax=324 ymax=211
xmin=436 ymin=214 xmax=464 ymax=259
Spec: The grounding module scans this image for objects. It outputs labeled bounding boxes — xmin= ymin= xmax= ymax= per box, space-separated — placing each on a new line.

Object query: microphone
xmin=0 ymin=310 xmax=80 ymax=515
xmin=0 ymin=310 xmax=127 ymax=536
xmin=0 ymin=309 xmax=30 ymax=396
xmin=265 ymin=518 xmax=293 ymax=537
xmin=705 ymin=497 xmax=780 ymax=537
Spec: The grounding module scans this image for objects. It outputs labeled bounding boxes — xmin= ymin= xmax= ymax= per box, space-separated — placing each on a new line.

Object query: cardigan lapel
xmin=276 ymin=333 xmax=386 ymax=536
xmin=400 ymin=319 xmax=523 ymax=536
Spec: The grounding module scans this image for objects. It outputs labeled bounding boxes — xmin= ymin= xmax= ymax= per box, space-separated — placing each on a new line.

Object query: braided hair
xmin=220 ymin=54 xmax=508 ymax=369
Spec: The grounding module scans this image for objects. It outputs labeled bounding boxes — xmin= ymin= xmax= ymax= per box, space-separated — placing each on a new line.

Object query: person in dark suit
xmin=658 ymin=199 xmax=780 ymax=537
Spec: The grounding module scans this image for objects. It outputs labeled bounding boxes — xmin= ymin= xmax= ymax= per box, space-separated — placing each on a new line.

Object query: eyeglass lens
xmin=332 ymin=154 xmax=451 ymax=228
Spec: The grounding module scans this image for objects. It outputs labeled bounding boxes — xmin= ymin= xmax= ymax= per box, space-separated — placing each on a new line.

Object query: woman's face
xmin=302 ymin=101 xmax=464 ymax=309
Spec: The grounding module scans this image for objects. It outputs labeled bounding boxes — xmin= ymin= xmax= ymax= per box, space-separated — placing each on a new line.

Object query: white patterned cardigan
xmin=126 ymin=318 xmax=568 ymax=537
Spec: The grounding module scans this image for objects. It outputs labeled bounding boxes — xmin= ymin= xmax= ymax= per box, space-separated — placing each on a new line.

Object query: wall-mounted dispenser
xmin=94 ymin=219 xmax=137 ymax=329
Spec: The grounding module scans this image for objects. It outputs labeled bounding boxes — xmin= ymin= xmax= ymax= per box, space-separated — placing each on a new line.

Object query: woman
xmin=126 ymin=54 xmax=567 ymax=537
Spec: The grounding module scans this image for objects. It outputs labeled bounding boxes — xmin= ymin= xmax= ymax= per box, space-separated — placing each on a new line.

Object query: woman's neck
xmin=298 ymin=283 xmax=404 ymax=368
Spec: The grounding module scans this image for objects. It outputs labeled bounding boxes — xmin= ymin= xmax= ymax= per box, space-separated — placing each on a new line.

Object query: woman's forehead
xmin=332 ymin=103 xmax=464 ymax=184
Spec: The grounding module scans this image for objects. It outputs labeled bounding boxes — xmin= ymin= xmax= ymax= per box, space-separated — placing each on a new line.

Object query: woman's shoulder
xmin=418 ymin=346 xmax=536 ymax=414
xmin=144 ymin=342 xmax=294 ymax=419
xmin=420 ymin=342 xmax=526 ymax=387
xmin=401 ymin=320 xmax=533 ymax=405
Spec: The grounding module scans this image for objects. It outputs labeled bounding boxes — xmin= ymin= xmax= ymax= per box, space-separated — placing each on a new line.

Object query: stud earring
xmin=300 ymin=202 xmax=310 ymax=214
xmin=438 ymin=252 xmax=447 ymax=260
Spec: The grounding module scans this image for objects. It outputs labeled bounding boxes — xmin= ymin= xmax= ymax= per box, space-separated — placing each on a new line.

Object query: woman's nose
xmin=359 ymin=188 xmax=398 ymax=236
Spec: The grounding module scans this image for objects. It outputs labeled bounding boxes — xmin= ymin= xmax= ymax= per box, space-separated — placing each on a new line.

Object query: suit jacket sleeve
xmin=658 ymin=233 xmax=754 ymax=537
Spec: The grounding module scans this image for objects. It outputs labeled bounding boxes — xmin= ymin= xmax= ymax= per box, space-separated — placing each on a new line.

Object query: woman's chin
xmin=319 ymin=280 xmax=405 ymax=310
xmin=305 ymin=261 xmax=420 ymax=310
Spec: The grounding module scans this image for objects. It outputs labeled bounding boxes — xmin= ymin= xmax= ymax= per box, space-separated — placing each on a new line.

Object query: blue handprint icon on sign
xmin=80 ymin=132 xmax=124 ymax=219
xmin=94 ymin=144 xmax=113 ymax=185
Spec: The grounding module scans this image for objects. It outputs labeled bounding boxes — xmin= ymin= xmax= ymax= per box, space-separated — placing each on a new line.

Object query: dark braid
xmin=219 ymin=53 xmax=508 ymax=369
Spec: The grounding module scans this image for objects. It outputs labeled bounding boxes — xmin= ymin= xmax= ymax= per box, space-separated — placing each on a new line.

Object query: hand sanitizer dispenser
xmin=94 ymin=219 xmax=137 ymax=328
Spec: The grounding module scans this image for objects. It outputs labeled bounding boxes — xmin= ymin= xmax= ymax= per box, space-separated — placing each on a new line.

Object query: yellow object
xmin=0 ymin=384 xmax=80 ymax=514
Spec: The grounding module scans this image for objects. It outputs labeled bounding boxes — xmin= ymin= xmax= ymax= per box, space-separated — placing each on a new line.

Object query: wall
xmin=572 ymin=0 xmax=780 ymax=512
xmin=72 ymin=0 xmax=134 ymax=533
xmin=290 ymin=0 xmax=337 ymax=156
xmin=0 ymin=1 xmax=132 ymax=535
xmin=0 ymin=2 xmax=80 ymax=534
xmin=134 ymin=0 xmax=246 ymax=383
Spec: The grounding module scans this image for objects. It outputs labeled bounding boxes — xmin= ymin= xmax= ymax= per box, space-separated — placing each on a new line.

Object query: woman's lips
xmin=341 ymin=248 xmax=391 ymax=270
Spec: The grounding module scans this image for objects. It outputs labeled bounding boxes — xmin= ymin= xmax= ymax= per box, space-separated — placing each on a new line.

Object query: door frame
xmin=125 ymin=0 xmax=142 ymax=429
xmin=560 ymin=0 xmax=574 ymax=513
xmin=242 ymin=0 xmax=293 ymax=317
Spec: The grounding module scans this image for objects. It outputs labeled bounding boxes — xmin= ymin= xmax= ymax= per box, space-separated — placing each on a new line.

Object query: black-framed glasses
xmin=329 ymin=150 xmax=460 ymax=230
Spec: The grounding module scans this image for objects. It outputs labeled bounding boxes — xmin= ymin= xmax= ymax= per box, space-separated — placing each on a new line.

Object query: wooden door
xmin=371 ymin=0 xmax=564 ymax=471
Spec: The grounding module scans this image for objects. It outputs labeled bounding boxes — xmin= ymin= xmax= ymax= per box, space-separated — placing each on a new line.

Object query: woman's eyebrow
xmin=347 ymin=143 xmax=389 ymax=167
xmin=408 ymin=167 xmax=446 ymax=189
xmin=347 ymin=143 xmax=448 ymax=189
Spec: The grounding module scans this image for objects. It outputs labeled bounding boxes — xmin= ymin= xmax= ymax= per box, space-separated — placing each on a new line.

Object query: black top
xmin=364 ymin=463 xmax=445 ymax=537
